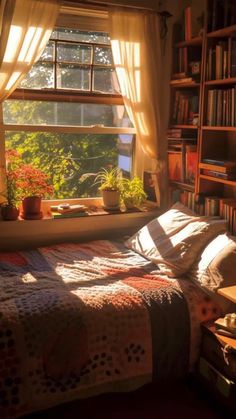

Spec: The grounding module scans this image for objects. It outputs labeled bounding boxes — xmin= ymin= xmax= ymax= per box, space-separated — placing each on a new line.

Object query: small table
xmin=217 ymin=286 xmax=236 ymax=304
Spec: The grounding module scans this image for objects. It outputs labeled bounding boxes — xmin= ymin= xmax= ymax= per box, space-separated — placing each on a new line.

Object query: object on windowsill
xmin=51 ymin=211 xmax=88 ymax=219
xmin=50 ymin=204 xmax=88 ymax=214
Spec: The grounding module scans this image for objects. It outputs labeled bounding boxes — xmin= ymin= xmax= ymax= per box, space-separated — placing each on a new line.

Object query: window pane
xmin=19 ymin=62 xmax=54 ymax=89
xmin=5 ymin=132 xmax=134 ymax=199
xmin=51 ymin=28 xmax=110 ymax=44
xmin=57 ymin=64 xmax=90 ymax=90
xmin=94 ymin=46 xmax=113 ymax=65
xmin=93 ymin=67 xmax=120 ymax=93
xmin=57 ymin=42 xmax=92 ymax=64
xmin=41 ymin=41 xmax=54 ymax=61
xmin=3 ymin=101 xmax=133 ymax=127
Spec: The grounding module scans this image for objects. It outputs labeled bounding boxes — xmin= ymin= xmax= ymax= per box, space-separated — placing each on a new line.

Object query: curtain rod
xmin=61 ymin=1 xmax=160 ymax=13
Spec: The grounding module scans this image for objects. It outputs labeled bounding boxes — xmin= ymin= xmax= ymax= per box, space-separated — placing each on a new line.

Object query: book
xmin=50 ymin=204 xmax=88 ymax=214
xmin=170 ymin=78 xmax=193 ymax=85
xmin=205 ymin=196 xmax=220 ymax=216
xmin=185 ymin=145 xmax=197 ymax=184
xmin=202 ymin=169 xmax=236 ymax=180
xmin=168 ymin=152 xmax=183 ymax=182
xmin=52 ymin=211 xmax=88 ymax=219
xmin=201 ymin=160 xmax=236 ymax=172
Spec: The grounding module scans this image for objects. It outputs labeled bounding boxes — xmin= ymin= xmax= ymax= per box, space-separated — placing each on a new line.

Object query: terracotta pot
xmin=102 ymin=189 xmax=120 ymax=209
xmin=22 ymin=196 xmax=42 ymax=216
xmin=1 ymin=205 xmax=19 ymax=221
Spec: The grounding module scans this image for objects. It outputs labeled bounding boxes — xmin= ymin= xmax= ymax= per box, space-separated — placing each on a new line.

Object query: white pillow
xmin=125 ymin=201 xmax=199 ymax=259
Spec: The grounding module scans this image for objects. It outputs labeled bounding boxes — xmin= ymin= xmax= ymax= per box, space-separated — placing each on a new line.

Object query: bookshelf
xmin=198 ymin=0 xmax=236 ymax=209
xmin=168 ymin=3 xmax=205 ymax=208
xmin=168 ymin=1 xmax=236 ymax=228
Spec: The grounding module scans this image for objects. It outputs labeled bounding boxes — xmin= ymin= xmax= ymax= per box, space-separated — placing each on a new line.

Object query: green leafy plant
xmin=121 ymin=176 xmax=147 ymax=208
xmin=93 ymin=167 xmax=123 ymax=191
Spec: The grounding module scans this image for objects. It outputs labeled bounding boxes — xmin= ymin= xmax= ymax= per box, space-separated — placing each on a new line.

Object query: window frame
xmin=0 ymin=17 xmax=135 ymax=204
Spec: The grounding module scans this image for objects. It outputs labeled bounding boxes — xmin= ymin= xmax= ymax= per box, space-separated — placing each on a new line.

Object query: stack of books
xmin=50 ymin=204 xmax=88 ymax=219
xmin=206 ymin=42 xmax=229 ymax=81
xmin=200 ymin=159 xmax=236 ymax=181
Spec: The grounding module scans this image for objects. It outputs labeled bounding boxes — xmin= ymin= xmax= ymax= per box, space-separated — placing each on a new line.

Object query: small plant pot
xmin=1 ymin=205 xmax=19 ymax=221
xmin=102 ymin=189 xmax=120 ymax=210
xmin=22 ymin=196 xmax=42 ymax=219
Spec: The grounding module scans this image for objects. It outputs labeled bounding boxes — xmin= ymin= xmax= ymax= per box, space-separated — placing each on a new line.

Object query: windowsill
xmin=0 ymin=200 xmax=160 ymax=251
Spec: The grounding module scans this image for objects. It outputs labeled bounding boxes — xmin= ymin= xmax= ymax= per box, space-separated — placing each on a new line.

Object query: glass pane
xmin=94 ymin=46 xmax=113 ymax=65
xmin=51 ymin=28 xmax=110 ymax=44
xmin=57 ymin=42 xmax=92 ymax=64
xmin=5 ymin=132 xmax=134 ymax=199
xmin=3 ymin=101 xmax=133 ymax=127
xmin=93 ymin=67 xmax=120 ymax=94
xmin=57 ymin=64 xmax=90 ymax=90
xmin=19 ymin=62 xmax=54 ymax=89
xmin=40 ymin=41 xmax=54 ymax=61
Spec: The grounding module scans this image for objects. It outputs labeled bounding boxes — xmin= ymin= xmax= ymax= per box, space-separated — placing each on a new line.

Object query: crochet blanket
xmin=0 ymin=240 xmax=221 ymax=418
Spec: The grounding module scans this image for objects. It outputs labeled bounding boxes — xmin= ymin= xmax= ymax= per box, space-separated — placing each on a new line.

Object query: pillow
xmin=188 ymin=233 xmax=236 ymax=313
xmin=126 ymin=217 xmax=227 ymax=277
xmin=125 ymin=201 xmax=199 ymax=259
xmin=188 ymin=233 xmax=236 ymax=291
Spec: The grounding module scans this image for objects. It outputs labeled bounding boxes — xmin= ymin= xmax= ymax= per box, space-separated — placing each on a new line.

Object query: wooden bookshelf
xmin=169 ymin=1 xmax=236 ymax=219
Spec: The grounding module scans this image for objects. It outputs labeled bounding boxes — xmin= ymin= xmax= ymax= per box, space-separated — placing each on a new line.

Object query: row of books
xmin=208 ymin=0 xmax=236 ymax=32
xmin=169 ymin=190 xmax=236 ymax=235
xmin=206 ymin=41 xmax=236 ymax=81
xmin=173 ymin=91 xmax=199 ymax=125
xmin=206 ymin=87 xmax=236 ymax=126
xmin=204 ymin=196 xmax=236 ymax=235
xmin=173 ymin=48 xmax=188 ymax=75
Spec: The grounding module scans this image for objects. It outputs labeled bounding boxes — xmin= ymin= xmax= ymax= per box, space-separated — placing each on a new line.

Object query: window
xmin=3 ymin=26 xmax=135 ymax=199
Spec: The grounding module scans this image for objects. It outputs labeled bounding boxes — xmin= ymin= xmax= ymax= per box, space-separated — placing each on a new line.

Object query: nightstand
xmin=197 ymin=322 xmax=236 ymax=415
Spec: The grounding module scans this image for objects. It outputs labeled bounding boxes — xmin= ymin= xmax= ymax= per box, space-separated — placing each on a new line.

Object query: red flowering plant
xmin=2 ymin=150 xmax=53 ymax=202
xmin=16 ymin=164 xmax=54 ymax=198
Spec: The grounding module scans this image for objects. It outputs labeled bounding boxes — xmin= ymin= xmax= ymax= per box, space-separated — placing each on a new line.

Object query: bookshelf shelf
xmin=199 ymin=174 xmax=236 ymax=187
xmin=207 ymin=24 xmax=236 ymax=39
xmin=174 ymin=36 xmax=203 ymax=48
xmin=202 ymin=126 xmax=236 ymax=131
xmin=171 ymin=125 xmax=198 ymax=129
xmin=204 ymin=78 xmax=236 ymax=86
xmin=170 ymin=181 xmax=195 ymax=192
xmin=170 ymin=82 xmax=200 ymax=88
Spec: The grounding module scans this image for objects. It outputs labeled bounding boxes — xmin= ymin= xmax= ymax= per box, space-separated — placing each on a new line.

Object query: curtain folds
xmin=108 ymin=8 xmax=167 ymax=206
xmin=0 ymin=0 xmax=59 ymax=102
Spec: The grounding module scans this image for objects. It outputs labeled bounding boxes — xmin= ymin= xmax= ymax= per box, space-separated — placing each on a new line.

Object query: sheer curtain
xmin=108 ymin=7 xmax=167 ymax=205
xmin=0 ymin=0 xmax=59 ymax=201
xmin=0 ymin=0 xmax=59 ymax=101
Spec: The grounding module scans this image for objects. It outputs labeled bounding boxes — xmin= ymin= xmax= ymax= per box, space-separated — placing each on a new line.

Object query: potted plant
xmin=16 ymin=164 xmax=54 ymax=219
xmin=0 ymin=150 xmax=21 ymax=221
xmin=121 ymin=176 xmax=147 ymax=209
xmin=94 ymin=167 xmax=123 ymax=210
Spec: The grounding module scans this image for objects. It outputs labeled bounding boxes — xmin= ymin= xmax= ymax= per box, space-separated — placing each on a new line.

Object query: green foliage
xmin=94 ymin=167 xmax=123 ymax=191
xmin=121 ymin=176 xmax=147 ymax=208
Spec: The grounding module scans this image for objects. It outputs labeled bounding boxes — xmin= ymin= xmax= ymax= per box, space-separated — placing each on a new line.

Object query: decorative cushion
xmin=126 ymin=208 xmax=227 ymax=277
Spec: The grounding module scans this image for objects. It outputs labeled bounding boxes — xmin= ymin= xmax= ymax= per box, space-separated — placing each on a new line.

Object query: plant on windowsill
xmin=16 ymin=164 xmax=54 ymax=220
xmin=0 ymin=150 xmax=21 ymax=221
xmin=121 ymin=176 xmax=147 ymax=210
xmin=94 ymin=166 xmax=123 ymax=210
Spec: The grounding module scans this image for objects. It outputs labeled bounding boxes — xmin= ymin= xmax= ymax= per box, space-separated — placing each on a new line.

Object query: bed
xmin=1 ymin=202 xmax=235 ymax=418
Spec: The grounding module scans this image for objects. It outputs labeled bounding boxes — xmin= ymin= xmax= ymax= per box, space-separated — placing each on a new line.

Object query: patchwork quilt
xmin=0 ymin=240 xmax=222 ymax=418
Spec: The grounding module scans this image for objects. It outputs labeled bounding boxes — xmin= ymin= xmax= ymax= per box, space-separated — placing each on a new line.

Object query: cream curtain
xmin=108 ymin=8 xmax=167 ymax=205
xmin=0 ymin=0 xmax=59 ymax=202
xmin=0 ymin=0 xmax=59 ymax=102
